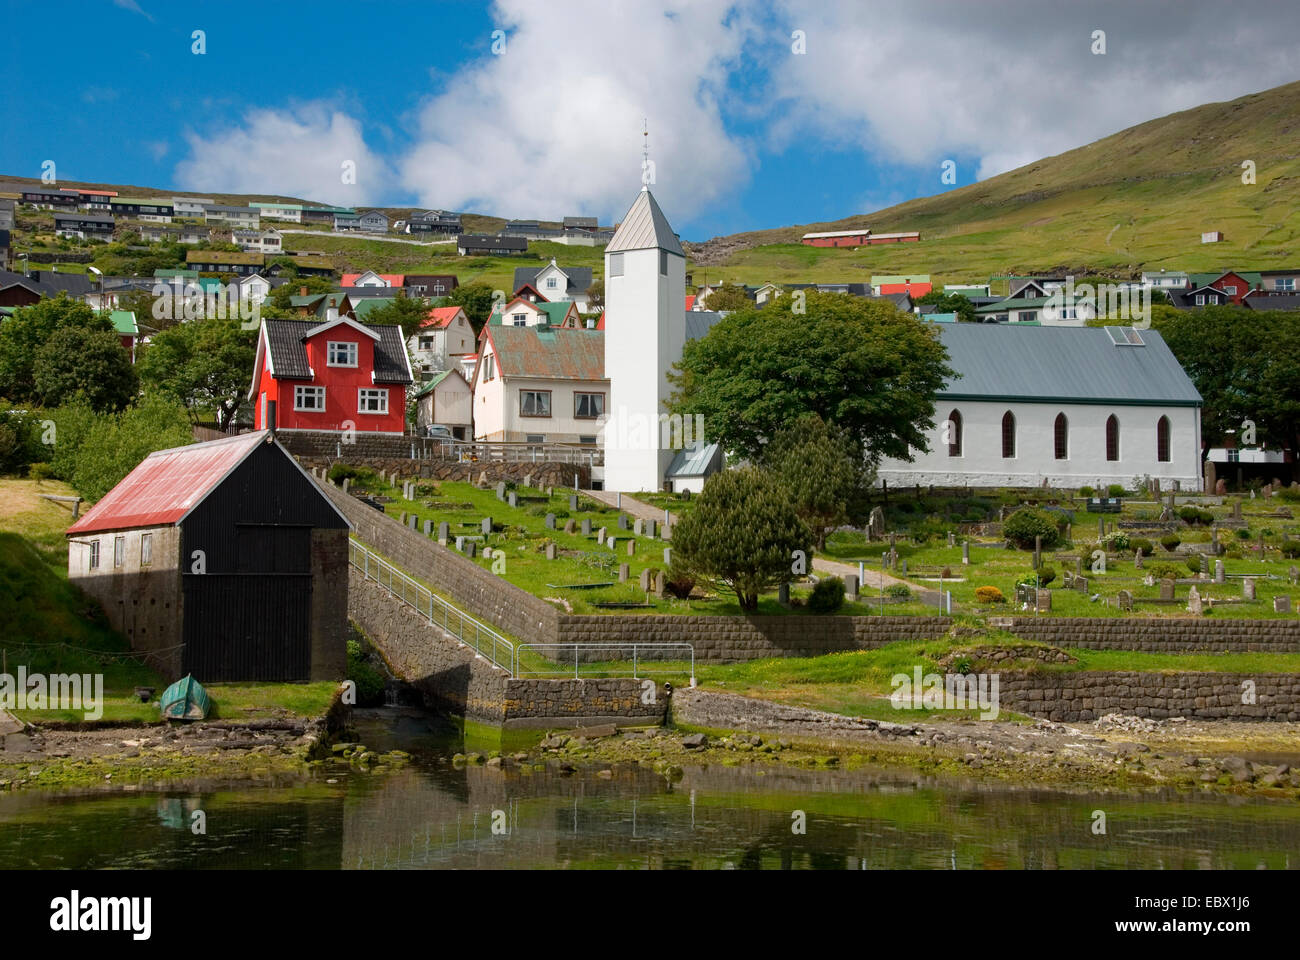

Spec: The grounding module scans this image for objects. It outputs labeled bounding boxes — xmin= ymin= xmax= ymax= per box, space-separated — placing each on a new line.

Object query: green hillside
xmin=689 ymin=79 xmax=1300 ymax=289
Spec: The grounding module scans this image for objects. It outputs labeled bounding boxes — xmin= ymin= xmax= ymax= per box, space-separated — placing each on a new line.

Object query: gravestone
xmin=1143 ymin=573 xmax=1155 ymax=587
xmin=618 ymin=514 xmax=629 ymax=531
xmin=1074 ymin=556 xmax=1083 ymax=577
xmin=482 ymin=517 xmax=492 ymax=535
xmin=597 ymin=527 xmax=607 ymax=545
xmin=1033 ymin=535 xmax=1041 ymax=569
xmin=1062 ymin=571 xmax=1074 ymax=589
xmin=1275 ymin=596 xmax=1292 ymax=614
xmin=627 ymin=539 xmax=636 ymax=556
xmin=901 ymin=559 xmax=908 ymax=576
xmin=947 ymin=531 xmax=955 ymax=547
xmin=563 ymin=519 xmax=576 ymax=535
xmin=437 ymin=522 xmax=449 ymax=544
xmin=608 ymin=537 xmax=617 ymax=553
xmin=341 ymin=477 xmax=350 ymax=494
xmin=1097 ymin=517 xmax=1105 ymax=539
xmin=507 ymin=492 xmax=518 ymax=508
xmin=569 ymin=494 xmax=579 ymax=511
xmin=495 ymin=481 xmax=506 ymax=500
xmin=868 ymin=506 xmax=885 ymax=540
xmin=545 ymin=513 xmax=556 ymax=530
xmin=423 ymin=519 xmax=433 ymax=536
xmin=1036 ymin=588 xmax=1052 ymax=613
xmin=962 ymin=541 xmax=970 ymax=565
xmin=639 ymin=568 xmax=652 ymax=591
xmin=844 ymin=574 xmax=859 ymax=600
xmin=455 ymin=536 xmax=465 ymax=552
xmin=1204 ymin=461 xmax=1217 ymax=494
xmin=654 ymin=571 xmax=667 ymax=598
xmin=400 ymin=511 xmax=408 ymax=525
xmin=523 ymin=473 xmax=533 ymax=489
xmin=647 ymin=519 xmax=657 ymax=538
xmin=408 ymin=514 xmax=418 ymax=530
xmin=545 ymin=543 xmax=556 ymax=560
xmin=581 ymin=518 xmax=592 ymax=536
xmin=1116 ymin=590 xmax=1133 ymax=612
xmin=634 ymin=518 xmax=645 ymax=536
xmin=1160 ymin=578 xmax=1175 ymax=600
xmin=466 ymin=541 xmax=477 ymax=558
xmin=618 ymin=563 xmax=629 ymax=583
xmin=1075 ymin=576 xmax=1088 ymax=593
xmin=1134 ymin=548 xmax=1143 ymax=570
xmin=663 ymin=547 xmax=672 ymax=566
xmin=778 ymin=582 xmax=791 ymax=607
xmin=546 ymin=486 xmax=553 ymax=497
xmin=1242 ymin=577 xmax=1256 ymax=600
xmin=1215 ymin=478 xmax=1227 ymax=495
xmin=1187 ymin=585 xmax=1202 ymax=615
xmin=1232 ymin=498 xmax=1242 ymax=520
xmin=1289 ymin=565 xmax=1299 ymax=585
xmin=1214 ymin=559 xmax=1225 ymax=583
xmin=1200 ymin=554 xmax=1209 ymax=575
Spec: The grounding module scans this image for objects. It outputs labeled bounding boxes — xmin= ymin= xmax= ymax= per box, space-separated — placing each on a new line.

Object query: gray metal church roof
xmin=935 ymin=324 xmax=1201 ymax=407
xmin=607 ymin=189 xmax=685 ymax=257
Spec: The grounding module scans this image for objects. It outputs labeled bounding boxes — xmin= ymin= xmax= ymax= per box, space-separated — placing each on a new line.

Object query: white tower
xmin=602 ymin=185 xmax=686 ymax=492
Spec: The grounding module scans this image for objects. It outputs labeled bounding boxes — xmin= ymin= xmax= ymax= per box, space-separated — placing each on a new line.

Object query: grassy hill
xmin=688 ymin=79 xmax=1300 ymax=289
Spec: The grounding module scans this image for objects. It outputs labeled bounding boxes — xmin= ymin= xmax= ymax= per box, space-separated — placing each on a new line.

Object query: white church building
xmin=876 ymin=324 xmax=1203 ymax=489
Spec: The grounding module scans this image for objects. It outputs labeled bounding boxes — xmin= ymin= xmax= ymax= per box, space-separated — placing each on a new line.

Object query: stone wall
xmin=999 ymin=617 xmax=1300 ymax=653
xmin=299 ymin=455 xmax=587 ymax=490
xmin=997 ymin=670 xmax=1300 ymax=721
xmin=502 ymin=679 xmax=666 ymax=728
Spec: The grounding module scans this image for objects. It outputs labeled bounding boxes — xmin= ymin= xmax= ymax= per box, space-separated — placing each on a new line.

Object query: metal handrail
xmin=512 ymin=642 xmax=695 ymax=686
xmin=348 ymin=538 xmax=515 ymax=674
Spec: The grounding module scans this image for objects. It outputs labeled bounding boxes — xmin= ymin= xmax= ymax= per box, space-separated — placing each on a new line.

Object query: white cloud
xmin=173 ymin=104 xmax=390 ymax=205
xmin=398 ymin=0 xmax=753 ymax=223
xmin=113 ymin=0 xmax=153 ymax=21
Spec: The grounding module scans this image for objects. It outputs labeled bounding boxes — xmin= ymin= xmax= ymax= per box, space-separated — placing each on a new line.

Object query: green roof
xmin=351 ymin=298 xmax=397 ymax=319
xmin=155 ymin=268 xmax=198 ymax=279
xmin=413 ymin=370 xmax=456 ymax=398
xmin=109 ymin=310 xmax=137 ymax=335
xmin=975 ymin=296 xmax=1049 ymax=312
xmin=921 ymin=312 xmax=958 ymax=322
xmin=1188 ymin=271 xmax=1262 ymax=289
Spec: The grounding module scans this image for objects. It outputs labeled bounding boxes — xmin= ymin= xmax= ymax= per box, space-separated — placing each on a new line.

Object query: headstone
xmin=1036 ymin=588 xmax=1052 ymax=613
xmin=1187 ymin=585 xmax=1202 ymax=615
xmin=1215 ymin=559 xmax=1225 ymax=583
xmin=778 ymin=582 xmax=791 ymax=607
xmin=1033 ymin=535 xmax=1041 ymax=569
xmin=1160 ymin=579 xmax=1175 ymax=600
xmin=607 ymin=536 xmax=617 ymax=553
xmin=569 ymin=494 xmax=579 ymax=511
xmin=482 ymin=517 xmax=492 ymax=535
xmin=1098 ymin=517 xmax=1105 ymax=539
xmin=523 ymin=473 xmax=533 ymax=489
xmin=455 ymin=536 xmax=465 ymax=552
xmin=844 ymin=574 xmax=859 ymax=600
xmin=400 ymin=511 xmax=408 ymax=525
xmin=947 ymin=531 xmax=955 ymax=547
xmin=546 ymin=486 xmax=553 ymax=497
xmin=1134 ymin=548 xmax=1143 ymax=570
xmin=423 ymin=519 xmax=433 ymax=536
xmin=563 ymin=518 xmax=576 ymax=535
xmin=1200 ymin=554 xmax=1209 ymax=575
xmin=654 ymin=571 xmax=667 ymax=598
xmin=901 ymin=559 xmax=908 ymax=576
xmin=341 ymin=477 xmax=350 ymax=494
xmin=626 ymin=539 xmax=636 ymax=556
xmin=581 ymin=518 xmax=592 ymax=536
xmin=1290 ymin=565 xmax=1299 ymax=585
xmin=618 ymin=563 xmax=629 ymax=583
xmin=1143 ymin=573 xmax=1155 ymax=587
xmin=438 ymin=521 xmax=449 ymax=544
xmin=868 ymin=506 xmax=885 ymax=540
xmin=597 ymin=527 xmax=607 ymax=545
xmin=1204 ymin=461 xmax=1217 ymax=495
xmin=496 ymin=481 xmax=506 ymax=500
xmin=545 ymin=543 xmax=556 ymax=560
xmin=634 ymin=518 xmax=645 ymax=536
xmin=1241 ymin=577 xmax=1256 ymax=600
xmin=545 ymin=512 xmax=556 ymax=530
xmin=466 ymin=541 xmax=477 ymax=558
xmin=1075 ymin=576 xmax=1088 ymax=593
xmin=961 ymin=541 xmax=970 ymax=565
xmin=617 ymin=514 xmax=629 ymax=531
xmin=663 ymin=547 xmax=672 ymax=566
xmin=1215 ymin=478 xmax=1227 ymax=496
xmin=647 ymin=519 xmax=657 ymax=538
xmin=408 ymin=514 xmax=418 ymax=530
xmin=1062 ymin=571 xmax=1074 ymax=589
xmin=1117 ymin=590 xmax=1133 ymax=611
xmin=1275 ymin=595 xmax=1291 ymax=613
xmin=1232 ymin=498 xmax=1242 ymax=519
xmin=507 ymin=491 xmax=518 ymax=508
xmin=639 ymin=568 xmax=652 ymax=591
xmin=1074 ymin=556 xmax=1083 ymax=577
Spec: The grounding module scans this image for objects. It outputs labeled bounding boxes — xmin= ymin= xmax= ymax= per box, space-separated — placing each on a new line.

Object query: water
xmin=1 ymin=709 xmax=1297 ymax=870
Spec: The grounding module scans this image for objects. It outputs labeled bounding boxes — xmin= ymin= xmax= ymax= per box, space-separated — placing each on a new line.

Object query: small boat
xmin=159 ymin=675 xmax=211 ymax=721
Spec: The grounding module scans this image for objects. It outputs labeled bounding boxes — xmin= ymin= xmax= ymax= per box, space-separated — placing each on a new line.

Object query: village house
xmin=1259 ymin=268 xmax=1300 ymax=292
xmin=253 ymin=202 xmax=304 ymax=223
xmin=403 ymin=274 xmax=458 ymax=298
xmin=414 ymin=369 xmax=473 ymax=439
xmin=457 ymin=234 xmax=528 ymax=256
xmin=249 ymin=306 xmax=413 ymax=435
xmin=334 ymin=211 xmax=361 ymax=232
xmin=1188 ymin=271 xmax=1261 ymax=305
xmin=492 ymin=296 xmax=583 ymax=329
xmin=53 ymin=212 xmax=114 ymax=240
xmin=357 ymin=210 xmax=390 ymax=233
xmin=232 ymin=228 xmax=283 ymax=255
xmin=21 ymin=186 xmax=79 ymax=209
xmin=204 ymin=204 xmax=260 ymax=229
xmin=63 ymin=188 xmax=116 ymax=211
xmin=185 ymin=250 xmax=265 ymax=276
xmin=341 ymin=271 xmax=403 ymax=288
xmin=1140 ymin=270 xmax=1190 ymax=292
xmin=801 ymin=227 xmax=871 ymax=247
xmin=110 ymin=310 xmax=139 ymax=362
xmin=171 ymin=197 xmax=213 ymax=219
xmin=0 ymin=198 xmax=14 ymax=232
xmin=871 ymin=274 xmax=933 ymax=297
xmin=65 ymin=431 xmax=350 ymax=683
xmin=974 ymin=294 xmax=1097 ymax=325
xmin=407 ymin=305 xmax=475 ymax=375
xmin=874 ymin=324 xmax=1203 ymax=489
xmin=109 ymin=197 xmax=174 ymax=222
xmin=274 ymin=255 xmax=335 ymax=278
xmin=1170 ymin=285 xmax=1231 ymax=308
xmin=0 ymin=229 xmax=8 ymax=272
xmin=471 ymin=323 xmax=606 ymax=445
xmin=512 ymin=260 xmax=594 ymax=311
xmin=406 ymin=210 xmax=462 ymax=235
xmin=301 ymin=205 xmax=352 ymax=224
xmin=137 ymin=224 xmax=179 ymax=243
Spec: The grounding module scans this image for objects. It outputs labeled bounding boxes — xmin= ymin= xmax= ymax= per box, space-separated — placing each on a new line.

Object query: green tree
xmin=136 ymin=316 xmax=256 ymax=421
xmin=669 ymin=291 xmax=954 ymax=463
xmin=33 ymin=326 xmax=138 ymax=412
xmin=670 ymin=467 xmax=812 ymax=611
xmin=72 ymin=396 xmax=194 ymax=501
xmin=914 ymin=290 xmax=977 ymax=323
xmin=762 ymin=413 xmax=875 ymax=549
xmin=362 ymin=295 xmax=434 ymax=339
xmin=585 ymin=278 xmax=605 ymax=312
xmin=702 ymin=282 xmax=751 ymax=311
xmin=0 ymin=295 xmax=112 ymax=402
xmin=264 ymin=276 xmax=336 ymax=315
xmin=445 ymin=281 xmax=496 ymax=333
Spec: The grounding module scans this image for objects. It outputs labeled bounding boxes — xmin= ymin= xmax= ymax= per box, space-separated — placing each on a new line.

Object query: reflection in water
xmin=1 ymin=710 xmax=1297 ymax=870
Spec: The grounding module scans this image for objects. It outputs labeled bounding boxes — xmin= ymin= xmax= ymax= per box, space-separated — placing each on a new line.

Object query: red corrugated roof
xmin=341 ymin=273 xmax=404 ymax=287
xmin=596 ymin=310 xmax=605 ymax=330
xmin=684 ymin=295 xmax=695 ymax=311
xmin=420 ymin=306 xmax=465 ymax=329
xmin=67 ymin=432 xmax=270 ymax=536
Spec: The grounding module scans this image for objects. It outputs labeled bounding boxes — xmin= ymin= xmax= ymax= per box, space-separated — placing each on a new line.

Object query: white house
xmin=232 ymin=228 xmax=283 ymax=255
xmin=205 ymin=205 xmax=260 ymax=229
xmin=471 ymin=324 xmax=607 ymax=445
xmin=172 ymin=197 xmax=212 ymax=218
xmin=255 ymin=203 xmax=303 ymax=223
xmin=414 ymin=369 xmax=473 ymax=439
xmin=234 ymin=273 xmax=272 ymax=310
xmin=975 ymin=294 xmax=1097 ymax=325
xmin=875 ymin=324 xmax=1203 ymax=489
xmin=512 ymin=260 xmax=594 ymax=312
xmin=407 ymin=305 xmax=475 ymax=375
xmin=491 ymin=296 xmax=582 ymax=329
xmin=1140 ymin=270 xmax=1190 ymax=292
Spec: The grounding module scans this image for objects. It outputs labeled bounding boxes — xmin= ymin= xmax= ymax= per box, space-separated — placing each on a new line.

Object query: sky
xmin=2 ymin=0 xmax=1298 ymax=241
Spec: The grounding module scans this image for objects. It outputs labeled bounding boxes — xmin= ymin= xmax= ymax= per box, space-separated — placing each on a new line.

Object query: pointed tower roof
xmin=607 ymin=189 xmax=684 ymax=257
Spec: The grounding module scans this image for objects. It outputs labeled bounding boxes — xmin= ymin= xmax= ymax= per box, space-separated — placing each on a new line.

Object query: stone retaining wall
xmin=502 ymin=679 xmax=666 ymax=728
xmin=997 ymin=670 xmax=1300 ymax=721
xmin=999 ymin=617 xmax=1300 ymax=653
xmin=300 ymin=455 xmax=586 ymax=490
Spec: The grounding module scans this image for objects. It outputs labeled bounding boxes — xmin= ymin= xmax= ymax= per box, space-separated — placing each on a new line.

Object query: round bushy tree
xmin=670 ymin=467 xmax=812 ymax=612
xmin=1003 ymin=507 xmax=1063 ymax=550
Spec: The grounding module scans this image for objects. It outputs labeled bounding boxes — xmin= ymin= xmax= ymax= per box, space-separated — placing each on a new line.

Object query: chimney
xmin=299 ymin=286 xmax=307 ymax=296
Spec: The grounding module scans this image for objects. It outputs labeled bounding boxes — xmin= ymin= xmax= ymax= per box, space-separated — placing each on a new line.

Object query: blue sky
xmin=2 ymin=0 xmax=1297 ymax=240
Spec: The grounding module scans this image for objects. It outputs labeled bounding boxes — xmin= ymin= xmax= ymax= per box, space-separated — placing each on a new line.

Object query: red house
xmin=1207 ymin=271 xmax=1256 ymax=306
xmin=801 ymin=228 xmax=871 ymax=247
xmin=249 ymin=310 xmax=413 ymax=435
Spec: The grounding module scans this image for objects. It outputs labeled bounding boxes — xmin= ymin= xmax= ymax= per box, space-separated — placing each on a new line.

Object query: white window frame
xmin=295 ymin=385 xmax=326 ymax=411
xmin=1195 ymin=294 xmax=1205 ymax=305
xmin=327 ymin=341 xmax=358 ymax=367
xmin=546 ymin=277 xmax=558 ymax=289
xmin=114 ymin=536 xmax=125 ymax=568
xmin=520 ymin=390 xmax=552 ymax=418
xmin=89 ymin=540 xmax=100 ymax=570
xmin=574 ymin=392 xmax=605 ymax=419
xmin=358 ymin=388 xmax=388 ymax=415
xmin=140 ymin=532 xmax=153 ymax=566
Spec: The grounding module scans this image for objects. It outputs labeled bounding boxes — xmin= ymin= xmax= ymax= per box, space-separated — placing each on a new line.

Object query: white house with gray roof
xmin=876 ymin=324 xmax=1203 ymax=489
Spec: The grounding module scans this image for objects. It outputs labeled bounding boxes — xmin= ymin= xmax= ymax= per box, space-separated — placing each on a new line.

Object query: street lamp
xmin=87 ymin=265 xmax=103 ymax=309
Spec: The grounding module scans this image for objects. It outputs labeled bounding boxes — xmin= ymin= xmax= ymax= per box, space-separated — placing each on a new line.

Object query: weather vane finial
xmin=641 ymin=118 xmax=649 ymax=191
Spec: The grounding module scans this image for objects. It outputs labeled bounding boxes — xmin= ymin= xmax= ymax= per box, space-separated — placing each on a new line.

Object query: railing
xmin=404 ymin=436 xmax=604 ymax=467
xmin=512 ymin=643 xmax=695 ymax=686
xmin=348 ymin=538 xmax=515 ymax=673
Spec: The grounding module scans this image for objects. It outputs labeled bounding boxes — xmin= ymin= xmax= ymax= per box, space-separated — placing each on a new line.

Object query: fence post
xmin=575 ymin=644 xmax=579 ymax=680
xmin=633 ymin=645 xmax=638 ymax=679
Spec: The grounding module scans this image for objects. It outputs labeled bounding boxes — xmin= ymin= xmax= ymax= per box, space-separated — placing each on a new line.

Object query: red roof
xmin=596 ymin=310 xmax=605 ymax=330
xmin=420 ymin=306 xmax=465 ymax=329
xmin=341 ymin=273 xmax=405 ymax=287
xmin=684 ymin=295 xmax=696 ymax=311
xmin=67 ymin=432 xmax=271 ymax=535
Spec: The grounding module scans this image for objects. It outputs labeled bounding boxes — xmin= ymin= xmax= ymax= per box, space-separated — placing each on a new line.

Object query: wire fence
xmin=512 ymin=643 xmax=695 ymax=686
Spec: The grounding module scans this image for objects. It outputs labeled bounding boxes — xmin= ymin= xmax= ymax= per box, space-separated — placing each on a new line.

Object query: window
xmin=1223 ymin=285 xmax=1238 ymax=295
xmin=946 ymin=409 xmax=962 ymax=457
xmin=327 ymin=341 xmax=357 ymax=366
xmin=574 ymin=392 xmax=605 ymax=419
xmin=609 ymin=252 xmax=624 ymax=277
xmin=578 ymin=435 xmax=597 ymax=445
xmin=660 ymin=250 xmax=668 ymax=276
xmin=1001 ymin=411 xmax=1016 ymax=459
xmin=1018 ymin=311 xmax=1037 ymax=323
xmin=1156 ymin=415 xmax=1171 ymax=463
xmin=512 ymin=312 xmax=528 ymax=326
xmin=546 ymin=277 xmax=558 ymax=289
xmin=1060 ymin=306 xmax=1077 ymax=320
xmin=419 ymin=336 xmax=434 ymax=349
xmin=114 ymin=536 xmax=125 ymax=568
xmin=1195 ymin=294 xmax=1205 ymax=305
xmin=525 ymin=434 xmax=545 ymax=444
xmin=482 ymin=354 xmax=495 ymax=382
xmin=295 ymin=385 xmax=325 ymax=411
xmin=520 ymin=390 xmax=552 ymax=417
xmin=140 ymin=533 xmax=152 ymax=566
xmin=89 ymin=540 xmax=100 ymax=570
xmin=1054 ymin=413 xmax=1068 ymax=460
xmin=1106 ymin=414 xmax=1120 ymax=461
xmin=1278 ymin=278 xmax=1296 ymax=291
xmin=358 ymin=388 xmax=388 ymax=414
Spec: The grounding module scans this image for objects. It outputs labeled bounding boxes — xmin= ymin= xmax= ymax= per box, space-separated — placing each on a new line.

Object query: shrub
xmin=886 ymin=584 xmax=912 ymax=599
xmin=1235 ymin=527 xmax=1251 ymax=540
xmin=807 ymin=576 xmax=846 ymax=613
xmin=1129 ymin=538 xmax=1155 ymax=556
xmin=663 ymin=564 xmax=697 ymax=600
xmin=1281 ymin=541 xmax=1300 ymax=560
xmin=1274 ymin=485 xmax=1300 ymax=503
xmin=974 ymin=585 xmax=1006 ymax=604
xmin=1160 ymin=533 xmax=1181 ymax=552
xmin=28 ymin=461 xmax=53 ymax=482
xmin=346 ymin=636 xmax=386 ymax=707
xmin=1149 ymin=562 xmax=1181 ymax=581
xmin=1178 ymin=506 xmax=1213 ymax=525
xmin=1100 ymin=531 xmax=1130 ymax=551
xmin=1186 ymin=556 xmax=1204 ymax=574
xmin=1078 ymin=485 xmax=1094 ymax=498
xmin=1003 ymin=507 xmax=1063 ymax=549
xmin=1225 ymin=548 xmax=1243 ymax=560
xmin=1107 ymin=484 xmax=1125 ymax=498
